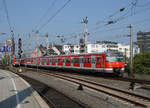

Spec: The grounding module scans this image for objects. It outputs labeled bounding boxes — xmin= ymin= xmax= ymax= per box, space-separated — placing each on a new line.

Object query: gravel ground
xmin=57 ymin=72 xmax=150 ymax=98
xmin=18 ymin=70 xmax=138 ymax=108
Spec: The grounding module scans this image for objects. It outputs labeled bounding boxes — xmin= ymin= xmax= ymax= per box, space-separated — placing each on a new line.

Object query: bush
xmin=133 ymin=52 xmax=150 ymax=75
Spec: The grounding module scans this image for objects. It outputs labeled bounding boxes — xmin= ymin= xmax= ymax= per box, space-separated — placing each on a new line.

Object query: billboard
xmin=0 ymin=46 xmax=13 ymax=52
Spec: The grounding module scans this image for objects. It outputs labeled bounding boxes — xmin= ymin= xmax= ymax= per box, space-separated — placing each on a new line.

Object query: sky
xmin=0 ymin=0 xmax=150 ymax=51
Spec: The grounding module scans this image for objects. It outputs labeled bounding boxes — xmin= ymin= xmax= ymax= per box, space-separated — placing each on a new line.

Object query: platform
xmin=0 ymin=69 xmax=49 ymax=108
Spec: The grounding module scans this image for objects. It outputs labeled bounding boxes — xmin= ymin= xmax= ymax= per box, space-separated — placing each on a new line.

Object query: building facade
xmin=63 ymin=41 xmax=139 ymax=58
xmin=137 ymin=31 xmax=150 ymax=53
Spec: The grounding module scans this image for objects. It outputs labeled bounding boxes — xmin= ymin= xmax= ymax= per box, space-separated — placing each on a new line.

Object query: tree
xmin=133 ymin=52 xmax=150 ymax=75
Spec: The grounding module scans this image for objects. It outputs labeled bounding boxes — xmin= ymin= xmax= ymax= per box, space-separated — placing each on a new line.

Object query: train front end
xmin=105 ymin=51 xmax=125 ymax=76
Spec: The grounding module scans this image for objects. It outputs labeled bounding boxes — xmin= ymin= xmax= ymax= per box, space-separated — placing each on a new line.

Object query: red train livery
xmin=13 ymin=57 xmax=21 ymax=66
xmin=19 ymin=51 xmax=125 ymax=76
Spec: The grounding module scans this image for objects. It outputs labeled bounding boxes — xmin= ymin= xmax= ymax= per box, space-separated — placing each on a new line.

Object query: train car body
xmin=13 ymin=57 xmax=21 ymax=67
xmin=20 ymin=51 xmax=125 ymax=76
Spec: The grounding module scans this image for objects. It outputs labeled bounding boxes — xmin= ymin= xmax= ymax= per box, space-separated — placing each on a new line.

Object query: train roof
xmin=23 ymin=51 xmax=123 ymax=59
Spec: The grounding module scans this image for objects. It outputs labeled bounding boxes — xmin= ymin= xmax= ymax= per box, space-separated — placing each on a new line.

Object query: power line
xmin=34 ymin=0 xmax=58 ymax=30
xmin=38 ymin=0 xmax=71 ymax=31
xmin=116 ymin=6 xmax=150 ymax=23
xmin=2 ymin=0 xmax=13 ymax=32
xmin=90 ymin=16 xmax=150 ymax=35
xmin=90 ymin=5 xmax=150 ymax=33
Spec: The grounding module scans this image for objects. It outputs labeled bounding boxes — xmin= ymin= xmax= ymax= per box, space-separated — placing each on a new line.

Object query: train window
xmin=66 ymin=58 xmax=70 ymax=63
xmin=87 ymin=58 xmax=90 ymax=64
xmin=49 ymin=59 xmax=51 ymax=63
xmin=41 ymin=59 xmax=43 ymax=63
xmin=71 ymin=58 xmax=73 ymax=63
xmin=74 ymin=58 xmax=79 ymax=63
xmin=44 ymin=59 xmax=46 ymax=63
xmin=46 ymin=59 xmax=49 ymax=63
xmin=52 ymin=58 xmax=54 ymax=63
xmin=97 ymin=57 xmax=100 ymax=64
xmin=58 ymin=59 xmax=61 ymax=63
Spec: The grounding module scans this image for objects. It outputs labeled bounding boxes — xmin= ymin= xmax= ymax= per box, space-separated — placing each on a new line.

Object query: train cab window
xmin=96 ymin=57 xmax=100 ymax=64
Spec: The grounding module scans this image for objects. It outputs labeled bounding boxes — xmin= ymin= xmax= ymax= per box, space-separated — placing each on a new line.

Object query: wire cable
xmin=38 ymin=0 xmax=71 ymax=31
xmin=2 ymin=0 xmax=13 ymax=32
xmin=34 ymin=0 xmax=58 ymax=30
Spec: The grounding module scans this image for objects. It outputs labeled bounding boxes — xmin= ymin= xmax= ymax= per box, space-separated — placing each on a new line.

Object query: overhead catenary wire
xmin=38 ymin=0 xmax=71 ymax=31
xmin=90 ymin=4 xmax=150 ymax=33
xmin=89 ymin=16 xmax=150 ymax=35
xmin=2 ymin=0 xmax=13 ymax=33
xmin=34 ymin=0 xmax=58 ymax=30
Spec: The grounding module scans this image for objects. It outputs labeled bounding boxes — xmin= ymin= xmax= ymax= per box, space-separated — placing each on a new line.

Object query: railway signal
xmin=18 ymin=38 xmax=23 ymax=58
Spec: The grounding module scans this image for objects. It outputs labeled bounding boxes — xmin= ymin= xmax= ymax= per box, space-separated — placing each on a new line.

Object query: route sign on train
xmin=0 ymin=46 xmax=13 ymax=52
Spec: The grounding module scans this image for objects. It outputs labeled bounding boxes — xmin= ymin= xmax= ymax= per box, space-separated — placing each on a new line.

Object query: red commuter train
xmin=13 ymin=57 xmax=21 ymax=66
xmin=19 ymin=51 xmax=125 ymax=76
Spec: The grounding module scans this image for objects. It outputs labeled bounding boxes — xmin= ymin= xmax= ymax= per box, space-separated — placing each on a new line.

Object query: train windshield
xmin=106 ymin=52 xmax=124 ymax=62
xmin=15 ymin=58 xmax=20 ymax=62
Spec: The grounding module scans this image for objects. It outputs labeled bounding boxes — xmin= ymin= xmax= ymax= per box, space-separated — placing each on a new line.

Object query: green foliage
xmin=133 ymin=52 xmax=150 ymax=75
xmin=125 ymin=52 xmax=150 ymax=75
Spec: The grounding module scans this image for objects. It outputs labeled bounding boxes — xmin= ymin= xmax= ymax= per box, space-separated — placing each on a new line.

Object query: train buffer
xmin=0 ymin=69 xmax=49 ymax=108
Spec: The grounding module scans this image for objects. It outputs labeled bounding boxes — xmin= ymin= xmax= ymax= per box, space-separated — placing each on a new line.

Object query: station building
xmin=137 ymin=31 xmax=150 ymax=53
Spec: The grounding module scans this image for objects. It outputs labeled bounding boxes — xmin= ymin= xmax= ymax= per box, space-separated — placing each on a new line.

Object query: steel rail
xmin=24 ymin=68 xmax=150 ymax=107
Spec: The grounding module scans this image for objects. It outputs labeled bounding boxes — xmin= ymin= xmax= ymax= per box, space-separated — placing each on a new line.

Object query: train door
xmin=101 ymin=55 xmax=105 ymax=69
xmin=95 ymin=56 xmax=103 ymax=71
xmin=80 ymin=56 xmax=83 ymax=68
xmin=62 ymin=57 xmax=65 ymax=67
xmin=71 ymin=57 xmax=73 ymax=67
xmin=91 ymin=56 xmax=95 ymax=69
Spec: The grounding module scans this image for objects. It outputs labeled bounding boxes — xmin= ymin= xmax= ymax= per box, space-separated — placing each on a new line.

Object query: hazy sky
xmin=0 ymin=0 xmax=150 ymax=50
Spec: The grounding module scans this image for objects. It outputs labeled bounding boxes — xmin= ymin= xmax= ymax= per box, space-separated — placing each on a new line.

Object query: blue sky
xmin=0 ymin=0 xmax=150 ymax=50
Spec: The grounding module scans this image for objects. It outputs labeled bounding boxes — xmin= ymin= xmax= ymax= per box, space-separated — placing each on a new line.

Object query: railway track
xmin=22 ymin=67 xmax=150 ymax=108
xmin=19 ymin=74 xmax=88 ymax=108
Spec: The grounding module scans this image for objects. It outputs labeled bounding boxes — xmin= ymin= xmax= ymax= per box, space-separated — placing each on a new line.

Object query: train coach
xmin=13 ymin=57 xmax=21 ymax=67
xmin=20 ymin=51 xmax=125 ymax=76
